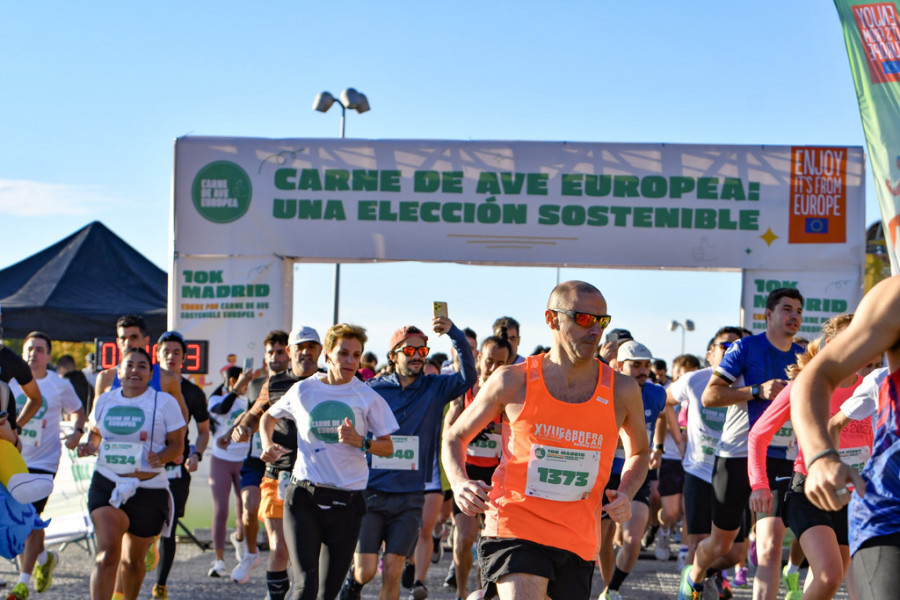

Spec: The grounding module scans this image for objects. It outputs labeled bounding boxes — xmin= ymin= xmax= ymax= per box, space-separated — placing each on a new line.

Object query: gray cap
xmin=617 ymin=340 xmax=653 ymax=362
xmin=288 ymin=325 xmax=321 ymax=346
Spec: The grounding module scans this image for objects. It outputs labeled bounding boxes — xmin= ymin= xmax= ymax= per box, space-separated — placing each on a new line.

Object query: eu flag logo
xmin=805 ymin=218 xmax=829 ymax=234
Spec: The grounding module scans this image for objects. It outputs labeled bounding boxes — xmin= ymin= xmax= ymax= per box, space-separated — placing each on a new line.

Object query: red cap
xmin=389 ymin=326 xmax=428 ymax=352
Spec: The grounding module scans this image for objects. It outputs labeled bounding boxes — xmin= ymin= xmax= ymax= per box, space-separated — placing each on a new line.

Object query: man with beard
xmin=341 ymin=317 xmax=475 ymax=600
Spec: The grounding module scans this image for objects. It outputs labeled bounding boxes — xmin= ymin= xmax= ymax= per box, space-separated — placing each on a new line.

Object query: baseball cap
xmin=389 ymin=326 xmax=428 ymax=351
xmin=158 ymin=330 xmax=186 ymax=352
xmin=617 ymin=340 xmax=653 ymax=362
xmin=289 ymin=325 xmax=321 ymax=346
xmin=607 ymin=328 xmax=633 ymax=342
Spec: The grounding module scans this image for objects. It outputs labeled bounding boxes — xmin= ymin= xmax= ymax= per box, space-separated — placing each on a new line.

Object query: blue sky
xmin=0 ymin=1 xmax=877 ymax=364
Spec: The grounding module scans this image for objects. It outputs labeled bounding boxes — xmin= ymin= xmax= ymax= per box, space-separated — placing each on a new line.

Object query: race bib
xmin=467 ymin=433 xmax=501 ymax=459
xmin=100 ymin=441 xmax=143 ymax=474
xmin=20 ymin=419 xmax=43 ymax=447
xmin=165 ymin=464 xmax=182 ymax=479
xmin=524 ymin=444 xmax=600 ymax=502
xmin=839 ymin=445 xmax=871 ymax=473
xmin=277 ymin=470 xmax=291 ymax=500
xmin=371 ymin=435 xmax=419 ymax=470
xmin=250 ymin=434 xmax=263 ymax=459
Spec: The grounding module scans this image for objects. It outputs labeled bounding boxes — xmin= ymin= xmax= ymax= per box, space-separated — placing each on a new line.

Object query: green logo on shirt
xmin=104 ymin=406 xmax=146 ymax=435
xmin=17 ymin=394 xmax=47 ymax=418
xmin=309 ymin=401 xmax=354 ymax=443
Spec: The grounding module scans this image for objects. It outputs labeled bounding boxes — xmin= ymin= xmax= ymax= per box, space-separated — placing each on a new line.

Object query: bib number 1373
xmin=525 ymin=444 xmax=600 ymax=502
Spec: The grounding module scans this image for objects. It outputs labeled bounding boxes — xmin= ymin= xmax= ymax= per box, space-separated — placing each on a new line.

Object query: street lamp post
xmin=313 ymin=88 xmax=371 ymax=325
xmin=667 ymin=319 xmax=695 ymax=355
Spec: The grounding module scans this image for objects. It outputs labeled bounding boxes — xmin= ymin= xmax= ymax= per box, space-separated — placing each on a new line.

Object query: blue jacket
xmin=366 ymin=324 xmax=476 ymax=492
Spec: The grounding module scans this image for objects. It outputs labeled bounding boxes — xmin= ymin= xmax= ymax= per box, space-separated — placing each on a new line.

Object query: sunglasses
xmin=550 ymin=309 xmax=612 ymax=329
xmin=715 ymin=342 xmax=734 ymax=350
xmin=395 ymin=346 xmax=429 ymax=357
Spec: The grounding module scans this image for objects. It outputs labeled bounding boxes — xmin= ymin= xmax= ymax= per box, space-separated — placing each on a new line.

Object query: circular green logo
xmin=191 ymin=161 xmax=252 ymax=224
xmin=308 ymin=401 xmax=354 ymax=443
xmin=17 ymin=394 xmax=47 ymax=419
xmin=104 ymin=406 xmax=146 ymax=435
xmin=534 ymin=447 xmax=546 ymax=460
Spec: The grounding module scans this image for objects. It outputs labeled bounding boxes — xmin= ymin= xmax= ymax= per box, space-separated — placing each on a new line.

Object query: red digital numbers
xmin=94 ymin=339 xmax=209 ymax=374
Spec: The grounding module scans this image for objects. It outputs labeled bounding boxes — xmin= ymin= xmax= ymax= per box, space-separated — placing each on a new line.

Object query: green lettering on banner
xmin=381 ymin=170 xmax=401 ymax=192
xmin=298 ymin=169 xmax=322 ymax=191
xmin=324 ymin=170 xmax=350 ymax=191
xmin=697 ymin=178 xmax=718 ymax=199
xmin=414 ymin=171 xmax=440 ymax=193
xmin=561 ymin=174 xmax=582 ymax=196
xmin=526 ymin=173 xmax=548 ymax=195
xmin=720 ymin=178 xmax=747 ymax=200
xmin=352 ymin=170 xmax=378 ymax=191
xmin=613 ymin=176 xmax=639 ymax=198
xmin=476 ymin=172 xmax=501 ymax=195
xmin=441 ymin=171 xmax=463 ymax=194
xmin=585 ymin=175 xmax=611 ymax=197
xmin=670 ymin=177 xmax=695 ymax=198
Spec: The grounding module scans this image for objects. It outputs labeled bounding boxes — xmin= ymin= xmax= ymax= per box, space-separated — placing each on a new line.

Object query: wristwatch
xmin=750 ymin=384 xmax=761 ymax=399
xmin=362 ymin=438 xmax=372 ymax=453
xmin=191 ymin=451 xmax=203 ymax=462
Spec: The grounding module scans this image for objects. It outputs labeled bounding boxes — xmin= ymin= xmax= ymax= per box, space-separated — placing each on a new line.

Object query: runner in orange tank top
xmin=442 ymin=281 xmax=650 ymax=600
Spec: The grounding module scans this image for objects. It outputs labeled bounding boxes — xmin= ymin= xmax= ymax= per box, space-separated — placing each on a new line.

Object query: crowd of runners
xmin=0 ymin=275 xmax=899 ymax=600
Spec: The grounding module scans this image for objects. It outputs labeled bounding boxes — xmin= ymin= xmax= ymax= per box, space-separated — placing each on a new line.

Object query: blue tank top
xmin=611 ymin=381 xmax=667 ymax=475
xmin=850 ymin=368 xmax=900 ymax=555
xmin=111 ymin=363 xmax=163 ymax=392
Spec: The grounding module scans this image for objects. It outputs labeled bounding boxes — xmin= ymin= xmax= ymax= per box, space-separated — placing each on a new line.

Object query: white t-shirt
xmin=10 ymin=372 xmax=83 ymax=473
xmin=267 ymin=375 xmax=398 ymax=490
xmin=209 ymin=393 xmax=250 ymax=462
xmin=841 ymin=367 xmax=887 ymax=422
xmin=89 ymin=387 xmax=186 ymax=474
xmin=670 ymin=368 xmax=727 ymax=483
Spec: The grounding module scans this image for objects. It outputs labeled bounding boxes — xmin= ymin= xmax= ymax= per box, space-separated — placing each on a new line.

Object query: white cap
xmin=617 ymin=340 xmax=653 ymax=362
xmin=288 ymin=325 xmax=321 ymax=346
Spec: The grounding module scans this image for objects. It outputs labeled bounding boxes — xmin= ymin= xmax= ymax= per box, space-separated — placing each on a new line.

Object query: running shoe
xmin=145 ymin=536 xmax=160 ymax=572
xmin=339 ymin=576 xmax=363 ymax=600
xmin=231 ymin=551 xmax=260 ymax=584
xmin=782 ymin=564 xmax=800 ymax=595
xmin=151 ymin=584 xmax=168 ymax=599
xmin=33 ymin=549 xmax=57 ymax=592
xmin=733 ymin=566 xmax=749 ymax=588
xmin=676 ymin=545 xmax=689 ymax=571
xmin=599 ymin=590 xmax=621 ymax=600
xmin=208 ymin=559 xmax=228 ymax=577
xmin=230 ymin=530 xmax=247 ymax=563
xmin=642 ymin=524 xmax=659 ymax=549
xmin=678 ymin=566 xmax=702 ymax=600
xmin=785 ymin=592 xmax=803 ymax=600
xmin=713 ymin=571 xmax=733 ymax=600
xmin=655 ymin=527 xmax=671 ymax=561
xmin=5 ymin=583 xmax=27 ymax=600
xmin=431 ymin=534 xmax=442 ymax=564
xmin=402 ymin=560 xmax=415 ymax=589
xmin=443 ymin=564 xmax=457 ymax=590
xmin=409 ymin=581 xmax=428 ymax=600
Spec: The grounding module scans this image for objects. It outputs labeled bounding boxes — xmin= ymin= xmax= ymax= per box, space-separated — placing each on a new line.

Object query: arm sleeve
xmin=59 ymin=377 xmax=84 ymax=413
xmin=266 ymin=388 xmax=296 ymax=421
xmin=713 ymin=341 xmax=745 ymax=384
xmin=365 ymin=390 xmax=400 ymax=438
xmin=840 ymin=367 xmax=886 ymax=421
xmin=435 ymin=325 xmax=477 ymax=400
xmin=747 ymin=382 xmax=792 ymax=491
xmin=163 ymin=394 xmax=188 ymax=432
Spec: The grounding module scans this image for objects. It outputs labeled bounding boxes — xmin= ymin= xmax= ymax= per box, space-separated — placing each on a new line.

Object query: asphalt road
xmin=0 ymin=533 xmax=850 ymax=599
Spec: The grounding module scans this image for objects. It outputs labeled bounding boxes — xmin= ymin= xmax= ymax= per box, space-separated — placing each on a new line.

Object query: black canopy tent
xmin=0 ymin=221 xmax=167 ymax=341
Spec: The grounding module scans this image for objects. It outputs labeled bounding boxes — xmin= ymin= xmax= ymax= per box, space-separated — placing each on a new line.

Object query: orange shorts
xmin=258 ymin=477 xmax=284 ymax=521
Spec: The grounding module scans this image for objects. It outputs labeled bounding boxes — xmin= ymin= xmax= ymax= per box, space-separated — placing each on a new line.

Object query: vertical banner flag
xmin=835 ymin=0 xmax=900 ymax=273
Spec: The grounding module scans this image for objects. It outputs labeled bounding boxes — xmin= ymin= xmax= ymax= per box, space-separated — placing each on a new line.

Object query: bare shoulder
xmin=487 ymin=363 xmax=527 ymax=400
xmin=612 ymin=370 xmax=641 ymax=404
xmin=96 ymin=368 xmax=115 ymax=391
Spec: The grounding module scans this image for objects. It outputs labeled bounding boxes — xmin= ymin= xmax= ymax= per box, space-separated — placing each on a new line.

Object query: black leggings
xmin=283 ymin=483 xmax=366 ymax=600
xmin=852 ymin=533 xmax=900 ymax=600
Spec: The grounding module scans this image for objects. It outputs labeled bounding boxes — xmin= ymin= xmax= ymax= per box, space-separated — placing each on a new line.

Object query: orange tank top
xmin=483 ymin=354 xmax=617 ymax=560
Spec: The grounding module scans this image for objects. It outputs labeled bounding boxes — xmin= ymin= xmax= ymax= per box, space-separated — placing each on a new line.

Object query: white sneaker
xmin=654 ymin=527 xmax=671 ymax=561
xmin=231 ymin=551 xmax=260 ymax=584
xmin=208 ymin=559 xmax=228 ymax=577
xmin=230 ymin=530 xmax=247 ymax=563
xmin=600 ymin=590 xmax=622 ymax=600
